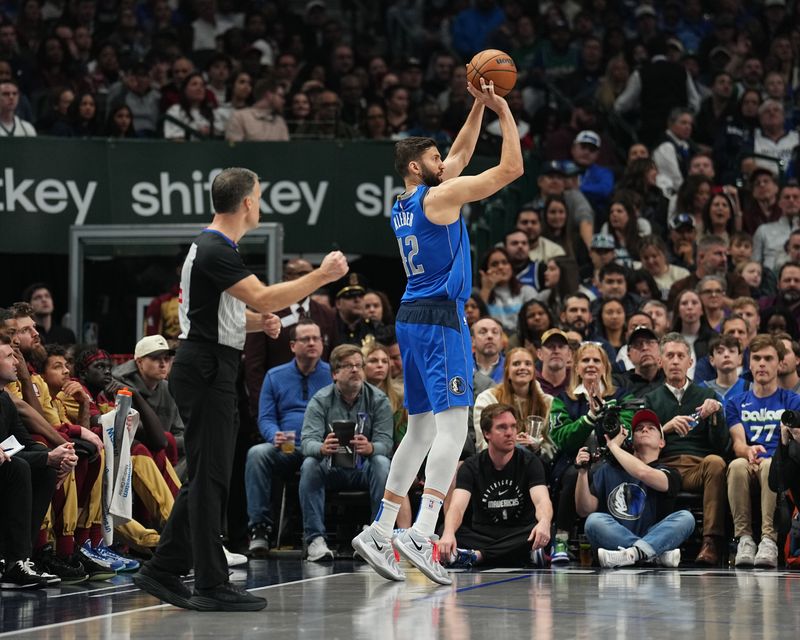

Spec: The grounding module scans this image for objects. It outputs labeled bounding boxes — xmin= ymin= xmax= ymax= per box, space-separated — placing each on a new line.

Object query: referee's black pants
xmin=151 ymin=341 xmax=240 ymax=590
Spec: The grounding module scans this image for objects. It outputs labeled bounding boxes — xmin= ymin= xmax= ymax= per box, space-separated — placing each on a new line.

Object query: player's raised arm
xmin=439 ymin=85 xmax=486 ymax=182
xmin=425 ymin=81 xmax=523 ymax=225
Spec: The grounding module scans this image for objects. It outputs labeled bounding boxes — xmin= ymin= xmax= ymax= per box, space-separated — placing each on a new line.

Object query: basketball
xmin=467 ymin=49 xmax=517 ymax=97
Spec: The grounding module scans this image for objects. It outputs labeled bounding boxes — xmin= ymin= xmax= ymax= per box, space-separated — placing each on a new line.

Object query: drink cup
xmin=281 ymin=431 xmax=296 ymax=454
xmin=526 ymin=415 xmax=545 ymax=443
xmin=579 ymin=535 xmax=592 ymax=567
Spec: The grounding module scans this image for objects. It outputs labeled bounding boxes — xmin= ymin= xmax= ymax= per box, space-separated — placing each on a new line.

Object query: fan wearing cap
xmin=536 ymin=328 xmax=572 ymax=397
xmin=666 ymin=212 xmax=698 ymax=270
xmin=613 ymin=321 xmax=666 ymax=396
xmin=642 ymin=333 xmax=729 ymax=565
xmin=570 ymin=130 xmax=615 ymax=219
xmin=112 ymin=336 xmax=184 ymax=473
xmin=575 ymin=408 xmax=695 ymax=568
xmin=333 ymin=273 xmax=393 ymax=348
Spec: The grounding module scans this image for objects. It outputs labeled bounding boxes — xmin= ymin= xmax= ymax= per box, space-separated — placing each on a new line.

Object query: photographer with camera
xmin=725 ymin=333 xmax=800 ymax=568
xmin=549 ymin=342 xmax=636 ymax=562
xmin=575 ymin=409 xmax=696 ymax=568
xmin=643 ymin=333 xmax=729 ymax=565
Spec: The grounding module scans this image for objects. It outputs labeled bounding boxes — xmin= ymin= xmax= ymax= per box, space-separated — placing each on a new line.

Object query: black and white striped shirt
xmin=178 ymin=230 xmax=252 ymax=349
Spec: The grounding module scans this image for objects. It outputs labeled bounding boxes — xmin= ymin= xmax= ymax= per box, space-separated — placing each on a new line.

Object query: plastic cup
xmin=281 ymin=431 xmax=296 ymax=454
xmin=579 ymin=535 xmax=592 ymax=567
xmin=526 ymin=415 xmax=545 ymax=443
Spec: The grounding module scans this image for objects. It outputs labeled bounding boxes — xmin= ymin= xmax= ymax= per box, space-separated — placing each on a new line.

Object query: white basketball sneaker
xmin=392 ymin=528 xmax=452 ymax=586
xmin=352 ymin=525 xmax=405 ymax=582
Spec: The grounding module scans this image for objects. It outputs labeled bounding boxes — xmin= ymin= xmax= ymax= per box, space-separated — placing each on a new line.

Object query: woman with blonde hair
xmin=473 ymin=348 xmax=555 ymax=462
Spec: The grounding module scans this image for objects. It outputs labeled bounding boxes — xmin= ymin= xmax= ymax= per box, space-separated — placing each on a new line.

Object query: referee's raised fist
xmin=319 ymin=251 xmax=348 ymax=281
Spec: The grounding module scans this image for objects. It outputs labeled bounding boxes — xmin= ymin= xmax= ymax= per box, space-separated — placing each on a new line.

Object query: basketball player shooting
xmin=352 ymin=78 xmax=523 ymax=584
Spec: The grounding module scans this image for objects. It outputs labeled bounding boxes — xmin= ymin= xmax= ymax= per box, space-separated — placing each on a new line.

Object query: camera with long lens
xmin=591 ymin=398 xmax=646 ymax=462
xmin=781 ymin=409 xmax=800 ymax=429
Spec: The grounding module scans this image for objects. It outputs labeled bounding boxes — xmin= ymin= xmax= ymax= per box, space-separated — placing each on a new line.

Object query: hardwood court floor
xmin=1 ymin=558 xmax=799 ymax=639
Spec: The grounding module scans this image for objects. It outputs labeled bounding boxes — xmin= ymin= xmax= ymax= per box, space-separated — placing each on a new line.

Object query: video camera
xmin=593 ymin=398 xmax=646 ymax=443
xmin=781 ymin=409 xmax=800 ymax=429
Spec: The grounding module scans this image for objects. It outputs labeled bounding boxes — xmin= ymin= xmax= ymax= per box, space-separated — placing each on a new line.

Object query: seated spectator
xmin=104 ymin=103 xmax=137 ymax=137
xmin=163 ymin=72 xmax=224 ymax=140
xmin=472 ymin=317 xmax=505 ymax=385
xmin=699 ymin=334 xmax=748 ymax=400
xmin=244 ymin=319 xmax=331 ymax=556
xmin=714 ymin=89 xmax=760 ymax=186
xmin=575 ymin=409 xmax=696 ymax=568
xmin=549 ymin=341 xmax=635 ymax=561
xmin=464 ymin=294 xmax=489 ymax=330
xmin=473 ymin=347 xmax=555 ymax=459
xmin=299 ymin=344 xmax=393 ymax=561
xmin=697 ymin=275 xmax=728 ymax=332
xmin=653 ymin=108 xmax=697 ymax=195
xmin=439 ymin=403 xmax=553 ymax=568
xmin=541 ymin=195 xmax=589 ymax=266
xmin=590 ymin=262 xmax=642 ymax=319
xmin=776 ymin=332 xmax=800 ymax=393
xmin=583 ymin=233 xmax=616 ymax=296
xmin=225 ymin=78 xmax=289 ymax=142
xmin=595 ymin=298 xmax=627 ymax=357
xmin=477 ymin=247 xmax=536 ymax=335
xmin=360 ymin=102 xmax=389 ymax=140
xmin=295 ymin=89 xmax=357 ymax=139
xmin=535 ymin=256 xmax=580 ymax=320
xmin=112 ymin=335 xmax=184 ymax=474
xmin=667 ymin=213 xmax=698 ymax=270
xmin=744 ymin=100 xmax=798 ymax=176
xmin=637 ymin=235 xmax=690 ymax=301
xmin=667 ymin=235 xmax=750 ymax=310
xmin=504 ymin=230 xmax=541 ymax=291
xmin=644 ymin=333 xmax=729 ymax=565
xmin=614 ymin=323 xmax=664 ymax=397
xmin=107 ymin=60 xmax=160 ymax=137
xmin=617 ymin=158 xmax=670 ymax=236
xmin=736 ymin=260 xmax=765 ymax=298
xmin=21 ymin=282 xmax=75 ymax=346
xmin=0 ymin=79 xmax=36 ymax=136
xmin=0 ymin=335 xmax=67 ymax=588
xmin=630 ymin=271 xmax=662 ymax=306
xmin=760 ymin=262 xmax=800 ymax=330
xmin=701 ymin=192 xmax=737 ymax=246
xmin=515 ymin=205 xmax=566 ymax=264
xmin=740 ymin=168 xmax=781 ymax=236
xmin=599 ymin=193 xmax=650 ymax=267
xmin=362 ymin=290 xmax=394 ymax=326
xmin=533 ymin=329 xmax=570 ymax=397
xmin=674 ymin=175 xmax=712 ymax=234
xmin=767 ymin=415 xmax=800 ymax=529
xmin=726 ymin=334 xmax=800 ymax=568
xmin=571 ymin=130 xmax=615 ymax=220
xmin=753 ymin=183 xmax=800 ymax=273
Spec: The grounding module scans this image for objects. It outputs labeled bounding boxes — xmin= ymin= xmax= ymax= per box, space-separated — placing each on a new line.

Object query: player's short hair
xmin=394 ymin=136 xmax=437 ymax=178
xmin=479 ymin=402 xmax=519 ymax=435
xmin=211 ymin=167 xmax=259 ymax=214
xmin=749 ymin=333 xmax=787 ymax=360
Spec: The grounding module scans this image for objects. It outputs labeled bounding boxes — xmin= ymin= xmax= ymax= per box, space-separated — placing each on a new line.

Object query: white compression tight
xmin=385 ymin=406 xmax=468 ymax=497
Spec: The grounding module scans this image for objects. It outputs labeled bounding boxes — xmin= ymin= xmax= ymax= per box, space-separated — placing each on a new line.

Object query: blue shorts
xmin=395 ymin=299 xmax=474 ymax=415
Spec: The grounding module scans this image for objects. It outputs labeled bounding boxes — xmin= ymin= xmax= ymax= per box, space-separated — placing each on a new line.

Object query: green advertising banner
xmin=1 ymin=138 xmax=431 ymax=256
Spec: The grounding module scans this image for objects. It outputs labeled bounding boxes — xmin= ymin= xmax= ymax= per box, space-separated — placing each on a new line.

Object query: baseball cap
xmin=573 ymin=130 xmax=601 ymax=148
xmin=403 ymin=56 xmax=423 ymax=70
xmin=560 ymin=160 xmax=580 ymax=176
xmin=628 ymin=325 xmax=658 ymax=346
xmin=634 ymin=5 xmax=657 ymax=18
xmin=135 ymin=335 xmax=175 ymax=359
xmin=669 ymin=212 xmax=696 ymax=230
xmin=542 ymin=160 xmax=566 ymax=176
xmin=666 ymin=38 xmax=685 ymax=55
xmin=541 ymin=328 xmax=569 ymax=346
xmin=631 ymin=408 xmax=664 ymax=438
xmin=591 ymin=233 xmax=615 ymax=250
xmin=336 ymin=273 xmax=367 ymax=299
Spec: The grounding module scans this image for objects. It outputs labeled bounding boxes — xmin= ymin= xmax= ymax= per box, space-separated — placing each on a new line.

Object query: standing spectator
xmin=299 ymin=344 xmax=392 ymax=562
xmin=575 ymin=409 xmax=695 ymax=568
xmin=652 ymin=108 xmax=697 ymax=196
xmin=22 ymin=283 xmax=75 ymax=346
xmin=726 ymin=334 xmax=800 ymax=567
xmin=225 ymin=79 xmax=289 ymax=142
xmin=244 ymin=319 xmax=331 ymax=557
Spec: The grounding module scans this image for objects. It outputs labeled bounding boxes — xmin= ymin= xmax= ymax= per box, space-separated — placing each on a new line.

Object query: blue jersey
xmin=391 ymin=186 xmax=471 ymax=304
xmin=725 ymin=387 xmax=800 ymax=457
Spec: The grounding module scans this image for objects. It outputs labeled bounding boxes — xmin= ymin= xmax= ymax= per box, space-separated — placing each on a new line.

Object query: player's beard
xmin=421 ymin=165 xmax=442 ymax=187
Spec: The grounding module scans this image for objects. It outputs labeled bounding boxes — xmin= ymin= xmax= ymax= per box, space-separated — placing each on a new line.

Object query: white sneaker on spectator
xmin=656 ymin=549 xmax=681 ymax=567
xmin=597 ymin=547 xmax=638 ymax=569
xmin=393 ymin=529 xmax=452 ymax=585
xmin=753 ymin=538 xmax=778 ymax=568
xmin=307 ymin=537 xmax=334 ymax=562
xmin=352 ymin=525 xmax=405 ymax=581
xmin=735 ymin=536 xmax=757 ymax=567
xmin=223 ymin=547 xmax=248 ymax=568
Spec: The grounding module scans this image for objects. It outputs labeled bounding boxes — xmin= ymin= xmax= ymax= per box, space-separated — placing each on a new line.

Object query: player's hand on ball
xmin=319 ymin=251 xmax=348 ymax=282
xmin=467 ymin=78 xmax=507 ymax=114
xmin=262 ymin=313 xmax=281 ymax=338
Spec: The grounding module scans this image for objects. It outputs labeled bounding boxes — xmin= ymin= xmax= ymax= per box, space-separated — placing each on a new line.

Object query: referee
xmin=134 ymin=167 xmax=347 ymax=611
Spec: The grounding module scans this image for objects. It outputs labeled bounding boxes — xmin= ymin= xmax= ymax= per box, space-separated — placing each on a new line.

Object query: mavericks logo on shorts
xmin=448 ymin=376 xmax=466 ymax=395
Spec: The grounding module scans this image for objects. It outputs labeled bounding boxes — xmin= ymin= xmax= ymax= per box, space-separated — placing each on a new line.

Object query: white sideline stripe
xmin=0 ymin=573 xmax=347 ymax=637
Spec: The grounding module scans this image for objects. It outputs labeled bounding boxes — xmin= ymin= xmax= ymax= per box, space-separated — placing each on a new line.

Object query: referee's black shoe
xmin=133 ymin=563 xmax=195 ymax=609
xmin=190 ymin=581 xmax=267 ymax=611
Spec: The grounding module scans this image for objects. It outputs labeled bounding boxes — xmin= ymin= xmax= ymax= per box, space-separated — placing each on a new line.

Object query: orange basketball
xmin=467 ymin=49 xmax=517 ymax=97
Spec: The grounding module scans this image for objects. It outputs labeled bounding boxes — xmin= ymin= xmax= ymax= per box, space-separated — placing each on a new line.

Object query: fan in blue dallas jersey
xmin=724 ymin=334 xmax=800 ymax=568
xmin=352 ymin=77 xmax=524 ymax=585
